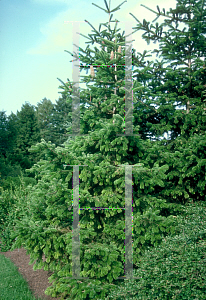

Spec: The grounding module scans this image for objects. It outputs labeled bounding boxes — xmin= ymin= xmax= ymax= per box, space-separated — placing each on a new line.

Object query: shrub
xmin=0 ymin=175 xmax=36 ymax=192
xmin=105 ymin=200 xmax=206 ymax=299
xmin=0 ymin=175 xmax=36 ymax=252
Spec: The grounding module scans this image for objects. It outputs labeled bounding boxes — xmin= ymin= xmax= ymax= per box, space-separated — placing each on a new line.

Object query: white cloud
xmin=27 ymin=0 xmax=178 ymax=56
xmin=27 ymin=9 xmax=84 ymax=55
xmin=27 ymin=0 xmax=102 ymax=55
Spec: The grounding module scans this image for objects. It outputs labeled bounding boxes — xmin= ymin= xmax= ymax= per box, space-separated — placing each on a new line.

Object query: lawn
xmin=0 ymin=253 xmax=43 ymax=300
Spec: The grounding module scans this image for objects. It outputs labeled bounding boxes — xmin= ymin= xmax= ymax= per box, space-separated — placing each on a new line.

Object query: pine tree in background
xmin=15 ymin=102 xmax=41 ymax=170
xmin=0 ymin=111 xmax=21 ymax=179
xmin=35 ymin=96 xmax=73 ymax=146
xmin=35 ymin=97 xmax=55 ymax=142
xmin=0 ymin=111 xmax=12 ymax=179
xmin=50 ymin=95 xmax=73 ymax=146
xmin=0 ymin=111 xmax=11 ymax=162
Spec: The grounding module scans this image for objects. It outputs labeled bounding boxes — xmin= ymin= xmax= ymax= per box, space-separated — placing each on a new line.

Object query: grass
xmin=0 ymin=253 xmax=43 ymax=300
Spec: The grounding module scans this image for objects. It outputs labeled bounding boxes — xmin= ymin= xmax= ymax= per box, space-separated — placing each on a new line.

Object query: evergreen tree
xmin=129 ymin=0 xmax=206 ymax=140
xmin=129 ymin=0 xmax=206 ymax=202
xmin=35 ymin=96 xmax=73 ymax=146
xmin=9 ymin=0 xmax=206 ymax=299
xmin=6 ymin=112 xmax=19 ymax=162
xmin=61 ymin=0 xmax=138 ymax=135
xmin=0 ymin=111 xmax=10 ymax=160
xmin=49 ymin=95 xmax=73 ymax=146
xmin=0 ymin=111 xmax=11 ymax=179
xmin=15 ymin=102 xmax=41 ymax=170
xmin=11 ymin=1 xmax=182 ymax=299
xmin=0 ymin=111 xmax=20 ymax=179
xmin=35 ymin=97 xmax=55 ymax=142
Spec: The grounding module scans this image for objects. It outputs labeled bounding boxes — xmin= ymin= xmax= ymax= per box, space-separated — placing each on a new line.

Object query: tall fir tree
xmin=9 ymin=0 xmax=206 ymax=299
xmin=11 ymin=1 xmax=183 ymax=299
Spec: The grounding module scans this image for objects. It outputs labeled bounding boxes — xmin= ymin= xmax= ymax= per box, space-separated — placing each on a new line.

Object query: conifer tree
xmin=15 ymin=102 xmax=41 ymax=169
xmin=0 ymin=111 xmax=11 ymax=178
xmin=9 ymin=1 xmax=206 ymax=299
xmin=35 ymin=97 xmax=55 ymax=142
xmin=0 ymin=111 xmax=10 ymax=161
xmin=60 ymin=1 xmax=133 ymax=136
xmin=128 ymin=0 xmax=206 ymax=203
xmin=129 ymin=0 xmax=206 ymax=140
xmin=35 ymin=96 xmax=73 ymax=146
xmin=11 ymin=1 xmax=182 ymax=300
xmin=0 ymin=111 xmax=20 ymax=179
xmin=50 ymin=95 xmax=73 ymax=146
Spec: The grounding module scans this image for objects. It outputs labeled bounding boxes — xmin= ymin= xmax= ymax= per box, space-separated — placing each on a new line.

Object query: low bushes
xmin=0 ymin=137 xmax=189 ymax=299
xmin=0 ymin=175 xmax=37 ymax=193
xmin=105 ymin=200 xmax=206 ymax=299
xmin=1 ymin=134 xmax=205 ymax=299
xmin=0 ymin=175 xmax=36 ymax=252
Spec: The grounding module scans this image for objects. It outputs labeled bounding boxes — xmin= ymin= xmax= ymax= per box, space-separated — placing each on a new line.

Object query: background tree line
xmin=0 ymin=94 xmax=75 ymax=189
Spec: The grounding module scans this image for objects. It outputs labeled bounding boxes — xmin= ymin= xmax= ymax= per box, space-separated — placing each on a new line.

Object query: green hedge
xmin=0 ymin=175 xmax=36 ymax=252
xmin=106 ymin=200 xmax=206 ymax=299
xmin=0 ymin=176 xmax=36 ymax=192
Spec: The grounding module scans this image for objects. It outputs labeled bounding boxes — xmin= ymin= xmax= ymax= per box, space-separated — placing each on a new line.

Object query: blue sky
xmin=0 ymin=0 xmax=177 ymax=117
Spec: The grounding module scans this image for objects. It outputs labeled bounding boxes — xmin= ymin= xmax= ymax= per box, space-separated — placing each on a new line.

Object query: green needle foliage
xmin=0 ymin=0 xmax=205 ymax=299
xmin=130 ymin=0 xmax=206 ymax=140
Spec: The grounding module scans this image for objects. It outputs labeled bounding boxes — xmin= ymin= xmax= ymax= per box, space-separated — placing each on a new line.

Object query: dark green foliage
xmin=0 ymin=103 xmax=42 ymax=179
xmin=35 ymin=98 xmax=55 ymax=142
xmin=6 ymin=113 xmax=20 ymax=164
xmin=0 ymin=0 xmax=205 ymax=299
xmin=0 ymin=111 xmax=11 ymax=159
xmin=160 ymin=133 xmax=206 ymax=203
xmin=106 ymin=200 xmax=206 ymax=299
xmin=15 ymin=102 xmax=41 ymax=170
xmin=0 ymin=176 xmax=37 ymax=192
xmin=130 ymin=0 xmax=206 ymax=141
xmin=0 ymin=174 xmax=36 ymax=252
xmin=7 ymin=133 xmax=181 ymax=299
xmin=35 ymin=96 xmax=75 ymax=146
xmin=0 ymin=111 xmax=19 ymax=178
xmin=139 ymin=133 xmax=206 ymax=205
xmin=49 ymin=96 xmax=74 ymax=146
